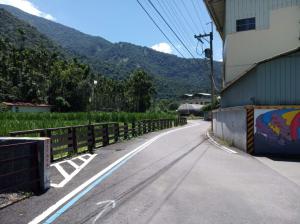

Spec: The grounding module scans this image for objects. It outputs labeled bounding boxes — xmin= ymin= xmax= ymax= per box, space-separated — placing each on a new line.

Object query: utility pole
xmin=194 ymin=22 xmax=215 ymax=129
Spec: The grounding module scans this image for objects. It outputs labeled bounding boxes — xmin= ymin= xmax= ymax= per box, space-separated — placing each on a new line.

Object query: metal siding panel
xmin=295 ymin=53 xmax=300 ymax=104
xmin=285 ymin=56 xmax=296 ymax=104
xmin=280 ymin=58 xmax=286 ymax=104
xmin=256 ymin=66 xmax=267 ymax=104
xmin=275 ymin=58 xmax=281 ymax=104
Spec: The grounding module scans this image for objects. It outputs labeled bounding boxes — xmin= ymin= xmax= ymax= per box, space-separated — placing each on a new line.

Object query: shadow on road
xmin=75 ymin=138 xmax=208 ymax=224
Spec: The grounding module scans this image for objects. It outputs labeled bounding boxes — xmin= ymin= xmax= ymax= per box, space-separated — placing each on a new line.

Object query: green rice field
xmin=0 ymin=112 xmax=177 ymax=136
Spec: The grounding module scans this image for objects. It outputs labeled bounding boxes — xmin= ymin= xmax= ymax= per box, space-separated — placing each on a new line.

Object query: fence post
xmin=142 ymin=121 xmax=146 ymax=134
xmin=132 ymin=122 xmax=136 ymax=137
xmin=88 ymin=125 xmax=95 ymax=154
xmin=124 ymin=123 xmax=128 ymax=140
xmin=147 ymin=120 xmax=150 ymax=132
xmin=114 ymin=123 xmax=119 ymax=143
xmin=102 ymin=124 xmax=109 ymax=146
xmin=45 ymin=129 xmax=53 ymax=162
xmin=40 ymin=129 xmax=46 ymax=137
xmin=72 ymin=127 xmax=78 ymax=154
xmin=137 ymin=121 xmax=141 ymax=135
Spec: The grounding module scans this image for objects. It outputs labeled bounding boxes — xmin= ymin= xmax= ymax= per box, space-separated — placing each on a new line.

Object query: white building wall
xmin=225 ymin=0 xmax=300 ymax=34
xmin=224 ymin=0 xmax=300 ymax=84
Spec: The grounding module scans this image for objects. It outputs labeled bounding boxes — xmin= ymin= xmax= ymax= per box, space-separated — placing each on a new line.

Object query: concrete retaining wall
xmin=213 ymin=107 xmax=247 ymax=151
xmin=0 ymin=137 xmax=50 ymax=193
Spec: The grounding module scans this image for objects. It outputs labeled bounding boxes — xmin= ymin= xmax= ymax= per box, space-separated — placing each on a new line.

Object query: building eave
xmin=221 ymin=47 xmax=300 ymax=93
xmin=203 ymin=0 xmax=225 ymax=40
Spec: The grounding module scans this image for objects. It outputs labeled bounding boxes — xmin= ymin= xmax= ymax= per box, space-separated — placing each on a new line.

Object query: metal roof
xmin=196 ymin=93 xmax=211 ymax=96
xmin=2 ymin=102 xmax=52 ymax=107
xmin=203 ymin=0 xmax=225 ymax=39
xmin=178 ymin=103 xmax=204 ymax=111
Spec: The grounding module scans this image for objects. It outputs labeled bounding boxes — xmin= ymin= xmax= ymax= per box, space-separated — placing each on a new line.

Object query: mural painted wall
xmin=254 ymin=109 xmax=300 ymax=154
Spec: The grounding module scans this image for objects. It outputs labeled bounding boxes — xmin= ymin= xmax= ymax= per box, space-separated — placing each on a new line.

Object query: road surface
xmin=1 ymin=120 xmax=300 ymax=224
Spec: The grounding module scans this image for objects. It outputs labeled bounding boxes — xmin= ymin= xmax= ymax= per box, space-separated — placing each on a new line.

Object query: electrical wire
xmin=160 ymin=0 xmax=197 ymax=52
xmin=192 ymin=0 xmax=206 ymax=33
xmin=147 ymin=0 xmax=196 ymax=58
xmin=179 ymin=0 xmax=203 ymax=33
xmin=136 ymin=0 xmax=185 ymax=58
xmin=138 ymin=0 xmax=219 ymax=92
xmin=155 ymin=0 xmax=194 ymax=53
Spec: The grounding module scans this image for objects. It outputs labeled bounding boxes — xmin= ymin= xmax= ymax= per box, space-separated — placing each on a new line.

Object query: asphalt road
xmin=1 ymin=120 xmax=300 ymax=224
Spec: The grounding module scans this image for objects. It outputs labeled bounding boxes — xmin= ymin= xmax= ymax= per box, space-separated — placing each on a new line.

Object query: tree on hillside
xmin=125 ymin=69 xmax=156 ymax=112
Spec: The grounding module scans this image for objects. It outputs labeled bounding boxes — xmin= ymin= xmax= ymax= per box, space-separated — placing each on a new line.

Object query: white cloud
xmin=0 ymin=0 xmax=56 ymax=21
xmin=151 ymin=42 xmax=172 ymax=54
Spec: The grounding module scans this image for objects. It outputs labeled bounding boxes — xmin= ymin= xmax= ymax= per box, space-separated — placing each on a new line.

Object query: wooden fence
xmin=10 ymin=118 xmax=187 ymax=162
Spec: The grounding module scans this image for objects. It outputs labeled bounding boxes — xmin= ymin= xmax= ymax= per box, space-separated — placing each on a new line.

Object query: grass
xmin=0 ymin=112 xmax=177 ymax=136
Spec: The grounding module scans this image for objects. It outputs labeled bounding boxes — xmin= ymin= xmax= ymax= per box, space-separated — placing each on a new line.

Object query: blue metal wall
xmin=221 ymin=50 xmax=300 ymax=107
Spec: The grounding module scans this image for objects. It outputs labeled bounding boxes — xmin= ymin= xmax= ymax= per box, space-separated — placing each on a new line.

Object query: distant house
xmin=2 ymin=102 xmax=52 ymax=112
xmin=180 ymin=93 xmax=211 ymax=105
xmin=177 ymin=103 xmax=204 ymax=116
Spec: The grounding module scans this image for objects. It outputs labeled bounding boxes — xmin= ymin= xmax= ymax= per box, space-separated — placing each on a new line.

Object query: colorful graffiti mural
xmin=255 ymin=109 xmax=300 ymax=146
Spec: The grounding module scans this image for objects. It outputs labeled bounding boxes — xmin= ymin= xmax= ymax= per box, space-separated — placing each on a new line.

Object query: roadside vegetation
xmin=0 ymin=111 xmax=177 ymax=136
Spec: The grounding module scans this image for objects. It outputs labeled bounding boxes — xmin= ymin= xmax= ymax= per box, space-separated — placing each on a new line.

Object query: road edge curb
xmin=206 ymin=131 xmax=238 ymax=154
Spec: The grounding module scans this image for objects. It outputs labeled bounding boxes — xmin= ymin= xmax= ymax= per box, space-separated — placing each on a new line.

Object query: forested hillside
xmin=0 ymin=9 xmax=156 ymax=112
xmin=0 ymin=4 xmax=222 ymax=98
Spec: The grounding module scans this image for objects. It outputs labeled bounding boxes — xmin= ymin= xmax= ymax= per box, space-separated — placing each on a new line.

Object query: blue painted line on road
xmin=43 ymin=152 xmax=138 ymax=223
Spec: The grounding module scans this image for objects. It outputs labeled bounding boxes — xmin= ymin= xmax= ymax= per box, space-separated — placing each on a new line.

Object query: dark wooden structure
xmin=10 ymin=118 xmax=187 ymax=162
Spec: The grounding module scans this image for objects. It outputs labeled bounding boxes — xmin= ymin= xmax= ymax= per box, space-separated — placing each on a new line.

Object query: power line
xmin=179 ymin=0 xmax=203 ymax=33
xmin=147 ymin=0 xmax=196 ymax=58
xmin=169 ymin=0 xmax=196 ymax=36
xmin=159 ymin=0 xmax=197 ymax=52
xmin=191 ymin=0 xmax=206 ymax=33
xmin=155 ymin=0 xmax=193 ymax=53
xmin=136 ymin=0 xmax=185 ymax=58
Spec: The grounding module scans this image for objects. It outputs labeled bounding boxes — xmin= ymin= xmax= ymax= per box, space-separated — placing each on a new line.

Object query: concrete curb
xmin=206 ymin=131 xmax=238 ymax=154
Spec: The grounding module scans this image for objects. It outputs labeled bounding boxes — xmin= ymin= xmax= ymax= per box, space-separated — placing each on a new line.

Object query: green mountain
xmin=0 ymin=4 xmax=222 ymax=98
xmin=0 ymin=9 xmax=59 ymax=51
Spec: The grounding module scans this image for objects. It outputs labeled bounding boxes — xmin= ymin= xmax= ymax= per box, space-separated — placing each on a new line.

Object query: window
xmin=236 ymin=17 xmax=255 ymax=32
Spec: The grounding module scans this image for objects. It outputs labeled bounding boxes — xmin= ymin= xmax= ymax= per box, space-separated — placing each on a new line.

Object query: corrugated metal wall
xmin=225 ymin=0 xmax=300 ymax=34
xmin=221 ymin=51 xmax=300 ymax=107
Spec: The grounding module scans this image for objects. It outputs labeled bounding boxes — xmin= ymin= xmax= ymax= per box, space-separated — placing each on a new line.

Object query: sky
xmin=0 ymin=0 xmax=223 ymax=61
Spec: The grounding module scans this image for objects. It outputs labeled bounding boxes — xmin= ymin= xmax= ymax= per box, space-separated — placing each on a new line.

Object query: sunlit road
xmin=1 ymin=120 xmax=300 ymax=224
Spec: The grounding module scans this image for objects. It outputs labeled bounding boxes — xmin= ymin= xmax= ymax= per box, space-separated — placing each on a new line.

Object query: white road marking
xmin=206 ymin=131 xmax=238 ymax=154
xmin=53 ymin=164 xmax=70 ymax=179
xmin=50 ymin=154 xmax=97 ymax=188
xmin=29 ymin=123 xmax=201 ymax=224
xmin=68 ymin=160 xmax=79 ymax=169
xmin=93 ymin=200 xmax=116 ymax=224
xmin=78 ymin=156 xmax=87 ymax=162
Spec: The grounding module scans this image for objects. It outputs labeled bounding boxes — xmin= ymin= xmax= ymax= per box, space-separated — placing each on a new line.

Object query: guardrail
xmin=10 ymin=118 xmax=187 ymax=162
